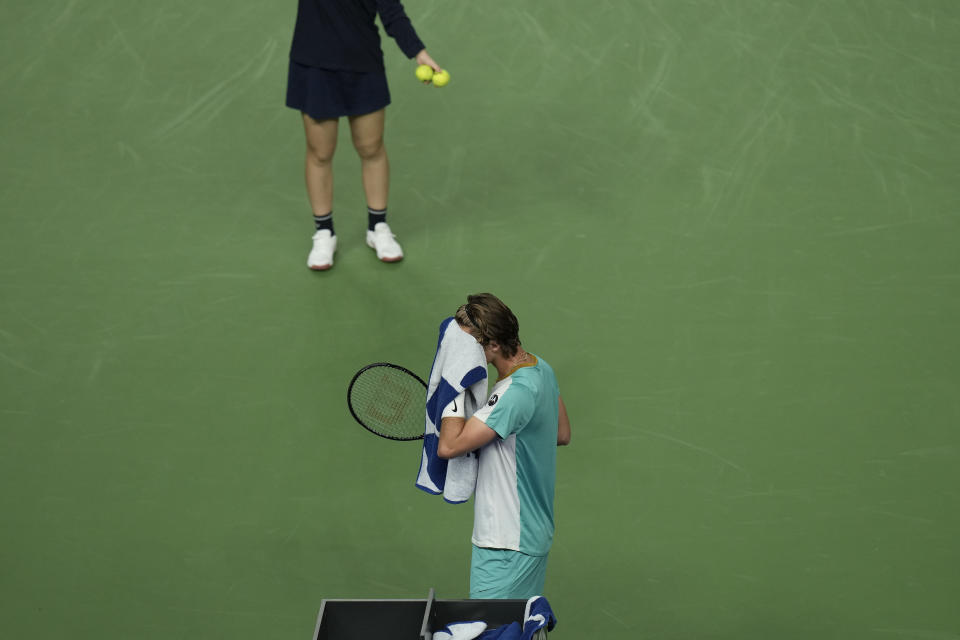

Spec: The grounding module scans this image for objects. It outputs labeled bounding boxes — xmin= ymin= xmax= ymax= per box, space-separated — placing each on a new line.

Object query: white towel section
xmin=432 ymin=621 xmax=487 ymax=640
xmin=444 ymin=426 xmax=478 ymax=500
xmin=416 ymin=317 xmax=488 ymax=503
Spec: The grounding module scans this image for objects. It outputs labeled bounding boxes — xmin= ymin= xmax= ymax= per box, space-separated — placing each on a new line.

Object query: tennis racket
xmin=347 ymin=362 xmax=427 ymax=441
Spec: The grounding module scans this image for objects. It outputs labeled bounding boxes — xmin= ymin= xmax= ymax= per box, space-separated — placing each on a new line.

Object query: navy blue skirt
xmin=286 ymin=60 xmax=391 ymax=120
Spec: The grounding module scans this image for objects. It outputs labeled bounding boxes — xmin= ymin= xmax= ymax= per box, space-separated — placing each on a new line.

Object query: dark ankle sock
xmin=367 ymin=207 xmax=386 ymax=231
xmin=313 ymin=212 xmax=334 ymax=235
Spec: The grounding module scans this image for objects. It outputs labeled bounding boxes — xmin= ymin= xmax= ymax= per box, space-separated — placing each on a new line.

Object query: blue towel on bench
xmin=476 ymin=596 xmax=557 ymax=640
xmin=521 ymin=596 xmax=557 ymax=639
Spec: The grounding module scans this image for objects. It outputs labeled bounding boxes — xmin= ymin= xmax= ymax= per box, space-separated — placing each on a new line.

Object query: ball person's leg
xmin=302 ymin=114 xmax=339 ymax=217
xmin=347 ymin=108 xmax=388 ymax=211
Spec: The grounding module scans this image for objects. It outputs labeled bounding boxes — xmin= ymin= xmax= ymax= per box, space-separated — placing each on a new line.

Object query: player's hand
xmin=415 ymin=49 xmax=441 ymax=73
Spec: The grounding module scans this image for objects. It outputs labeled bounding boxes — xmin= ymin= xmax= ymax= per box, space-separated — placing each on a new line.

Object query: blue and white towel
xmin=521 ymin=596 xmax=557 ymax=639
xmin=416 ymin=316 xmax=488 ymax=503
xmin=476 ymin=596 xmax=557 ymax=640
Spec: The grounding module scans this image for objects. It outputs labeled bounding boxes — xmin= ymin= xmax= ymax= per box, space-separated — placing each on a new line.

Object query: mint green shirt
xmin=471 ymin=355 xmax=560 ymax=556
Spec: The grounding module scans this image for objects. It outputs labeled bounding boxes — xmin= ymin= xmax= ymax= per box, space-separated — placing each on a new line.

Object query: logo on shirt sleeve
xmin=487 ymin=394 xmax=499 ymax=407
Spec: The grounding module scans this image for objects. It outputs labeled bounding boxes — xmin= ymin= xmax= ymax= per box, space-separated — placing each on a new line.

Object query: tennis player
xmin=287 ymin=0 xmax=442 ymax=270
xmin=437 ymin=293 xmax=572 ymax=599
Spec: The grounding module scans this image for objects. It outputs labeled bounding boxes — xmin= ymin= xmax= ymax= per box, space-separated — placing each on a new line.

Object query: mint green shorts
xmin=470 ymin=546 xmax=549 ymax=599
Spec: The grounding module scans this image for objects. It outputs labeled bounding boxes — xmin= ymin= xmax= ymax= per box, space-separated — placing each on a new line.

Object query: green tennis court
xmin=2 ymin=1 xmax=958 ymax=638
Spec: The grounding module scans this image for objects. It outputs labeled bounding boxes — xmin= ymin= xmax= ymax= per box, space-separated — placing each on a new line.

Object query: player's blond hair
xmin=455 ymin=293 xmax=521 ymax=358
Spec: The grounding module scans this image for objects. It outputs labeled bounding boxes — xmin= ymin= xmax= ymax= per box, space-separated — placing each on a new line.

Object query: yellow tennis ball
xmin=432 ymin=69 xmax=450 ymax=87
xmin=415 ymin=64 xmax=434 ymax=82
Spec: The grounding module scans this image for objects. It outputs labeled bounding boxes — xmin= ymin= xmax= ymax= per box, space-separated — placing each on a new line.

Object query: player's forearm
xmin=557 ymin=396 xmax=571 ymax=446
xmin=438 ymin=416 xmax=467 ymax=459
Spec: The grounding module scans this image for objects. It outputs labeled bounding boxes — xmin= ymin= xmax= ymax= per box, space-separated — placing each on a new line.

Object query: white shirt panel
xmin=471 ymin=432 xmax=522 ymax=550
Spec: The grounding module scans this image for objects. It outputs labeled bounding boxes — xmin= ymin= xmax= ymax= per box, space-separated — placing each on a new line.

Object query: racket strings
xmin=349 ymin=366 xmax=425 ymax=439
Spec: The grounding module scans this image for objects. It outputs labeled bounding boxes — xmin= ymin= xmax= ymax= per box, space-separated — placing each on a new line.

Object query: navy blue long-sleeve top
xmin=290 ymin=0 xmax=425 ymax=72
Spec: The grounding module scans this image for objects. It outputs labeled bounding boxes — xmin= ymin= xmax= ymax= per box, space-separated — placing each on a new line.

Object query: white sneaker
xmin=307 ymin=230 xmax=336 ymax=270
xmin=366 ymin=222 xmax=404 ymax=262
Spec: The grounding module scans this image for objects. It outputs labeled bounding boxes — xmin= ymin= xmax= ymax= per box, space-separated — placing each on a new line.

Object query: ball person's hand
xmin=415 ymin=49 xmax=442 ymax=74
